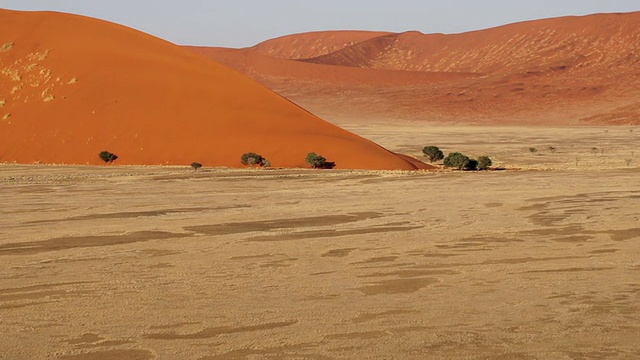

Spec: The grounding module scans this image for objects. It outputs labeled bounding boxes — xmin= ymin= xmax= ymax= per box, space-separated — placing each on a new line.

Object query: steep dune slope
xmin=0 ymin=10 xmax=428 ymax=169
xmin=192 ymin=13 xmax=640 ymax=125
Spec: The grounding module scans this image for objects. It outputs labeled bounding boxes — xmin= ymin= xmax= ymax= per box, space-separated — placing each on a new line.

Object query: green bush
xmin=305 ymin=152 xmax=336 ymax=169
xmin=477 ymin=156 xmax=492 ymax=170
xmin=190 ymin=162 xmax=203 ymax=171
xmin=422 ymin=146 xmax=444 ymax=163
xmin=241 ymin=152 xmax=266 ymax=167
xmin=443 ymin=152 xmax=470 ymax=170
xmin=98 ymin=151 xmax=118 ymax=163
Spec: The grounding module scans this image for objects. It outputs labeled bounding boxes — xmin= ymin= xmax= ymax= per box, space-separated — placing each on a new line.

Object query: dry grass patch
xmin=41 ymin=88 xmax=55 ymax=102
xmin=0 ymin=42 xmax=13 ymax=52
xmin=1 ymin=68 xmax=21 ymax=81
xmin=27 ymin=50 xmax=49 ymax=61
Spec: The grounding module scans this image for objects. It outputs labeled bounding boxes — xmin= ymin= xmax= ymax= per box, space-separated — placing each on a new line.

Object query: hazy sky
xmin=2 ymin=0 xmax=639 ymax=47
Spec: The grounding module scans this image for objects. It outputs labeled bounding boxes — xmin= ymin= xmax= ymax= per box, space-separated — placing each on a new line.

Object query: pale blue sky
xmin=1 ymin=0 xmax=639 ymax=47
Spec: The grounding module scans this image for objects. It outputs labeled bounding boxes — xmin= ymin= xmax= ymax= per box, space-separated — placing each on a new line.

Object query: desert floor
xmin=1 ymin=124 xmax=639 ymax=359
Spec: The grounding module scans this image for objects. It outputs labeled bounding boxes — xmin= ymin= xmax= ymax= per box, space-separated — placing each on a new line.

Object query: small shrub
xmin=477 ymin=156 xmax=492 ymax=170
xmin=443 ymin=152 xmax=470 ymax=170
xmin=422 ymin=146 xmax=444 ymax=163
xmin=191 ymin=162 xmax=203 ymax=171
xmin=528 ymin=147 xmax=537 ymax=155
xmin=305 ymin=152 xmax=322 ymax=166
xmin=306 ymin=152 xmax=336 ymax=169
xmin=241 ymin=152 xmax=265 ymax=167
xmin=262 ymin=159 xmax=272 ymax=168
xmin=548 ymin=146 xmax=557 ymax=153
xmin=98 ymin=151 xmax=118 ymax=163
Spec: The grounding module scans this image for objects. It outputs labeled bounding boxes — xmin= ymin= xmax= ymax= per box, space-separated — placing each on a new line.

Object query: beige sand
xmin=1 ymin=125 xmax=639 ymax=359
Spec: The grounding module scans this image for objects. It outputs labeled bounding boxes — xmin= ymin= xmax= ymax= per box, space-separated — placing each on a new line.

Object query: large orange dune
xmin=191 ymin=12 xmax=640 ymax=125
xmin=0 ymin=9 xmax=429 ymax=169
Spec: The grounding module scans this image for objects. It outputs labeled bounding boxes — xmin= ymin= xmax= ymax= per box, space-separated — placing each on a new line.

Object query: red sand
xmin=251 ymin=30 xmax=392 ymax=59
xmin=186 ymin=47 xmax=477 ymax=87
xmin=0 ymin=10 xmax=431 ymax=170
xmin=191 ymin=13 xmax=640 ymax=125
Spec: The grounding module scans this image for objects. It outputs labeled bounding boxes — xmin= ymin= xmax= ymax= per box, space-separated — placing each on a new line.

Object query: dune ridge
xmin=192 ymin=12 xmax=640 ymax=125
xmin=0 ymin=9 xmax=429 ymax=169
xmin=298 ymin=13 xmax=640 ymax=75
xmin=250 ymin=30 xmax=392 ymax=60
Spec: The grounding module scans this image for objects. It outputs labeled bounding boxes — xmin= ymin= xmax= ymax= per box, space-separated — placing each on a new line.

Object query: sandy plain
xmin=1 ymin=124 xmax=639 ymax=359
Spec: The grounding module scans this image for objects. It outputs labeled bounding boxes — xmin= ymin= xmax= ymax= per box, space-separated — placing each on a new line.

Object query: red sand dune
xmin=251 ymin=30 xmax=392 ymax=59
xmin=0 ymin=9 xmax=430 ymax=169
xmin=299 ymin=14 xmax=640 ymax=74
xmin=191 ymin=13 xmax=640 ymax=125
xmin=187 ymin=46 xmax=478 ymax=87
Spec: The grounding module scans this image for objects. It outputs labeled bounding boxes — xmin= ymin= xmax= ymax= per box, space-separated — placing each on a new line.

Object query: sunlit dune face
xmin=0 ymin=10 xmax=429 ymax=170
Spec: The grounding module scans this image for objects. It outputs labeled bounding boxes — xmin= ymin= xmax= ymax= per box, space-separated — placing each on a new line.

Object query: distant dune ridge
xmin=251 ymin=30 xmax=393 ymax=59
xmin=0 ymin=9 xmax=429 ymax=169
xmin=191 ymin=12 xmax=640 ymax=125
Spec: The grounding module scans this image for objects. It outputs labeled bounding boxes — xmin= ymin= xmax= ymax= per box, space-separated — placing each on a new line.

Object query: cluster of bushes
xmin=100 ymin=146 xmax=490 ymax=171
xmin=238 ymin=152 xmax=335 ymax=169
xmin=422 ymin=146 xmax=492 ymax=171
